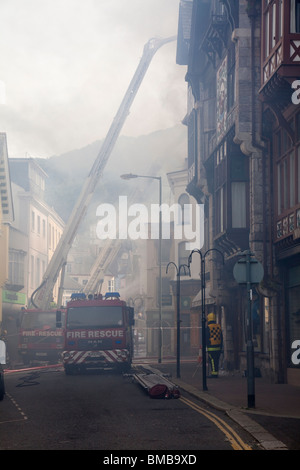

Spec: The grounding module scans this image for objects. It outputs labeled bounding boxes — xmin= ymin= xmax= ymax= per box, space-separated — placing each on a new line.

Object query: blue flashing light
xmin=104 ymin=292 xmax=120 ymax=299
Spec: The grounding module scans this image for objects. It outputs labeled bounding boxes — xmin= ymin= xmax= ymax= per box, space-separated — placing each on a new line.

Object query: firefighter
xmin=206 ymin=313 xmax=223 ymax=378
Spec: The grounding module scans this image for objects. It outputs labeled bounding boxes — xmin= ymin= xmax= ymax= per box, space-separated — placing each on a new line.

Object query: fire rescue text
xmin=21 ymin=330 xmax=62 ymax=337
xmin=66 ymin=330 xmax=124 ymax=339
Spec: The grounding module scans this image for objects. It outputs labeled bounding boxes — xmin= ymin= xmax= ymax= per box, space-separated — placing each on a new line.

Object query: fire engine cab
xmin=57 ymin=292 xmax=134 ymax=374
xmin=18 ymin=308 xmax=65 ymax=365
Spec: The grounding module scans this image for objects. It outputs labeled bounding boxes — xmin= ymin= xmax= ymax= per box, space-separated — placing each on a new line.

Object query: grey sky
xmin=0 ymin=0 xmax=187 ymax=158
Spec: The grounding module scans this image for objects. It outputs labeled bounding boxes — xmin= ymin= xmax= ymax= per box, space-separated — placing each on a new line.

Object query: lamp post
xmin=233 ymin=251 xmax=264 ymax=408
xmin=188 ymin=248 xmax=224 ymax=391
xmin=166 ymin=262 xmax=190 ymax=378
xmin=121 ymin=173 xmax=162 ymax=363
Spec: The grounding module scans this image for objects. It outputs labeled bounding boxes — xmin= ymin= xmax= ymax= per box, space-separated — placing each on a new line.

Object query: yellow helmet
xmin=207 ymin=313 xmax=216 ymax=322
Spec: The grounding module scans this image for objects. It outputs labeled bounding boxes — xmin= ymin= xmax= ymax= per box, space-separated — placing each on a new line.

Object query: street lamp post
xmin=121 ymin=173 xmax=162 ymax=363
xmin=166 ymin=262 xmax=190 ymax=378
xmin=233 ymin=251 xmax=264 ymax=408
xmin=188 ymin=248 xmax=224 ymax=391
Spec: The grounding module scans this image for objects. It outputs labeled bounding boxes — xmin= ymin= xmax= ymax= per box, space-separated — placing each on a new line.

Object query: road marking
xmin=0 ymin=393 xmax=28 ymax=424
xmin=180 ymin=396 xmax=252 ymax=451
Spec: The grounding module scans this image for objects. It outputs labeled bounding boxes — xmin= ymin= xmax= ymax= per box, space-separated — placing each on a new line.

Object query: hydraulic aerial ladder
xmin=32 ymin=36 xmax=176 ymax=310
xmin=82 ymin=238 xmax=120 ymax=296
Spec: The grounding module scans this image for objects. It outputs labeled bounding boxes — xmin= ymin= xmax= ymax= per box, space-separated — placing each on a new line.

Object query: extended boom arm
xmin=32 ymin=36 xmax=176 ymax=310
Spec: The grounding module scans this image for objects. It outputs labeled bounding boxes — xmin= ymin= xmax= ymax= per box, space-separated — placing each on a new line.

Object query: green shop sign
xmin=2 ymin=289 xmax=26 ymax=305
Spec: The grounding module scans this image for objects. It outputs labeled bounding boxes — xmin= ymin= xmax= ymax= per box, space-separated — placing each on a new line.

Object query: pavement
xmin=135 ymin=358 xmax=300 ymax=451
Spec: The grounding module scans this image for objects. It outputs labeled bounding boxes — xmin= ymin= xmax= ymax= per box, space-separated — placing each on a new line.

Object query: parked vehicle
xmin=18 ymin=308 xmax=65 ymax=364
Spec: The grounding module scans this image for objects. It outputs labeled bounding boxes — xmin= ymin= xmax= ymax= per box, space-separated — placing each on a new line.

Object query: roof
xmin=0 ymin=133 xmax=14 ymax=223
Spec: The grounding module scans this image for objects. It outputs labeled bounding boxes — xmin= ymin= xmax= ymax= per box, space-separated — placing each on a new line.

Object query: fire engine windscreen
xmin=67 ymin=306 xmax=123 ymax=329
xmin=21 ymin=312 xmax=58 ymax=329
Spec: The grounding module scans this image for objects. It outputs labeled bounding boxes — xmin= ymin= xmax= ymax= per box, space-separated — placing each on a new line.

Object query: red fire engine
xmin=57 ymin=292 xmax=134 ymax=374
xmin=18 ymin=308 xmax=65 ymax=365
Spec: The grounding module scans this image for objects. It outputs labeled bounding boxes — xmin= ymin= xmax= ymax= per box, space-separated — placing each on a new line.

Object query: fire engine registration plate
xmin=88 ymin=351 xmax=104 ymax=358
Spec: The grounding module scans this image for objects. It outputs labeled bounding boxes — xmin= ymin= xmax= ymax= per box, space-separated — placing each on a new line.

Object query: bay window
xmin=275 ymin=112 xmax=300 ymax=240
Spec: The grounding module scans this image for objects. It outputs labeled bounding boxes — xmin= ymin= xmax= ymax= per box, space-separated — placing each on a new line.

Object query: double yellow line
xmin=180 ymin=396 xmax=252 ymax=450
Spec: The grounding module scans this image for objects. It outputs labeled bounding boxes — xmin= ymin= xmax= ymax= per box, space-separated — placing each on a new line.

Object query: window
xmin=298 ymin=147 xmax=300 ymax=203
xmin=249 ymin=290 xmax=270 ymax=354
xmin=231 ymin=182 xmax=247 ymax=228
xmin=291 ymin=0 xmax=300 ymax=33
xmin=67 ymin=306 xmax=123 ymax=329
xmin=287 ymin=265 xmax=300 ymax=366
xmin=283 ymin=159 xmax=288 ymax=210
xmin=263 ymin=0 xmax=285 ymax=60
xmin=187 ymin=110 xmax=197 ymax=183
xmin=36 ymin=258 xmax=40 ymax=286
xmin=290 ymin=151 xmax=295 ymax=207
xmin=227 ymin=44 xmax=236 ymax=111
xmin=279 ymin=0 xmax=283 ymax=38
xmin=214 ymin=138 xmax=249 ymax=236
xmin=277 ymin=163 xmax=282 ymax=215
xmin=108 ymin=279 xmax=115 ymax=292
xmin=31 ymin=211 xmax=35 ymax=231
xmin=8 ymin=250 xmax=25 ymax=286
xmin=157 ymin=277 xmax=172 ymax=306
xmin=264 ymin=7 xmax=270 ymax=58
xmin=274 ymin=111 xmax=300 ymax=240
xmin=178 ymin=194 xmax=190 ymax=225
xmin=216 ymin=186 xmax=225 ymax=234
xmin=272 ymin=2 xmax=277 ymax=49
xmin=276 ymin=146 xmax=299 ymax=214
xmin=30 ymin=255 xmax=34 ymax=287
xmin=297 ymin=113 xmax=300 ymax=141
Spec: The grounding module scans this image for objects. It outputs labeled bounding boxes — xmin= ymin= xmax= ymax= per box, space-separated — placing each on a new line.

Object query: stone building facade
xmin=176 ymin=0 xmax=300 ymax=383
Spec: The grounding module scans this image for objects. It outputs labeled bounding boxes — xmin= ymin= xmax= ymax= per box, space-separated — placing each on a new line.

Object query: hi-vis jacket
xmin=206 ymin=322 xmax=223 ymax=350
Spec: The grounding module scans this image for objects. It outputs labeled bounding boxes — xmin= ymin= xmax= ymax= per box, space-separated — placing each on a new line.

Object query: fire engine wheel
xmin=0 ymin=372 xmax=5 ymax=401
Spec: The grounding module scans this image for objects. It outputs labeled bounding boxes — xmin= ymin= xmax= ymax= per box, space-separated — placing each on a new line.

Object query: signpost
xmin=233 ymin=251 xmax=264 ymax=408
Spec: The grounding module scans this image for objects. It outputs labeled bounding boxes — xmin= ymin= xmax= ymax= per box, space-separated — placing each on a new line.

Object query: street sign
xmin=233 ymin=257 xmax=264 ymax=284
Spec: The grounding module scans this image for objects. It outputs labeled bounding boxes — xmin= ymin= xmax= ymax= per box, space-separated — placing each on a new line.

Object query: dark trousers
xmin=207 ymin=348 xmax=221 ymax=376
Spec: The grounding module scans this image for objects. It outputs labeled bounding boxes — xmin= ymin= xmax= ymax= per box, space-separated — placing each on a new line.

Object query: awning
xmin=191 ymin=288 xmax=215 ymax=309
